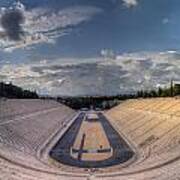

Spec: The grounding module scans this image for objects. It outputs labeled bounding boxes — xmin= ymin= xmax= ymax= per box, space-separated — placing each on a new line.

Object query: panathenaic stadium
xmin=0 ymin=98 xmax=180 ymax=180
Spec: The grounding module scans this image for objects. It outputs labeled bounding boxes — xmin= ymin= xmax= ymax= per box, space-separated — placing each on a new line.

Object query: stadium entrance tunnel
xmin=49 ymin=112 xmax=135 ymax=168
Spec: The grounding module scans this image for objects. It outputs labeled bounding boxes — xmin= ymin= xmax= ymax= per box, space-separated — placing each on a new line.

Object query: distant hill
xmin=0 ymin=82 xmax=39 ymax=99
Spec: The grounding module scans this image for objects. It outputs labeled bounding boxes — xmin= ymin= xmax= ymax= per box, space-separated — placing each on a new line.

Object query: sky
xmin=0 ymin=0 xmax=180 ymax=96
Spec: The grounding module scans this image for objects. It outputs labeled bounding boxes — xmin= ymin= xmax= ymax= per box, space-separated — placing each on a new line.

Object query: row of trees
xmin=136 ymin=85 xmax=180 ymax=98
xmin=57 ymin=96 xmax=124 ymax=110
xmin=57 ymin=85 xmax=180 ymax=110
xmin=1 ymin=81 xmax=180 ymax=109
xmin=0 ymin=82 xmax=39 ymax=99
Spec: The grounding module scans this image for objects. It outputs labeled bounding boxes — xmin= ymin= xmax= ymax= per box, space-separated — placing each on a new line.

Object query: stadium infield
xmin=49 ymin=112 xmax=134 ymax=168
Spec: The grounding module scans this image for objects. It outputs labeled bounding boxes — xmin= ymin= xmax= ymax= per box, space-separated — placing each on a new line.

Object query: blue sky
xmin=0 ymin=0 xmax=180 ymax=96
xmin=1 ymin=0 xmax=180 ymax=58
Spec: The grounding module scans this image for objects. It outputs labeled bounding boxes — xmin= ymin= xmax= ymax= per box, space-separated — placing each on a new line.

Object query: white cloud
xmin=1 ymin=51 xmax=180 ymax=96
xmin=0 ymin=64 xmax=40 ymax=79
xmin=100 ymin=49 xmax=116 ymax=59
xmin=122 ymin=0 xmax=138 ymax=8
xmin=0 ymin=2 xmax=102 ymax=52
xmin=162 ymin=18 xmax=169 ymax=24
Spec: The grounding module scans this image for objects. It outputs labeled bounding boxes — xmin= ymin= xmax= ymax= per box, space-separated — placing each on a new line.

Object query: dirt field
xmin=71 ymin=119 xmax=112 ymax=161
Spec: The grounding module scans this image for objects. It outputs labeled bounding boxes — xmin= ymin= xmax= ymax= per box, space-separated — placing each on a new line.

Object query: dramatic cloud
xmin=1 ymin=9 xmax=25 ymax=41
xmin=1 ymin=51 xmax=180 ymax=96
xmin=0 ymin=2 xmax=102 ymax=52
xmin=122 ymin=0 xmax=138 ymax=8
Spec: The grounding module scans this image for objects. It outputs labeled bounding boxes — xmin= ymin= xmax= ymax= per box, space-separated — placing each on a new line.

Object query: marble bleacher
xmin=104 ymin=98 xmax=180 ymax=179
